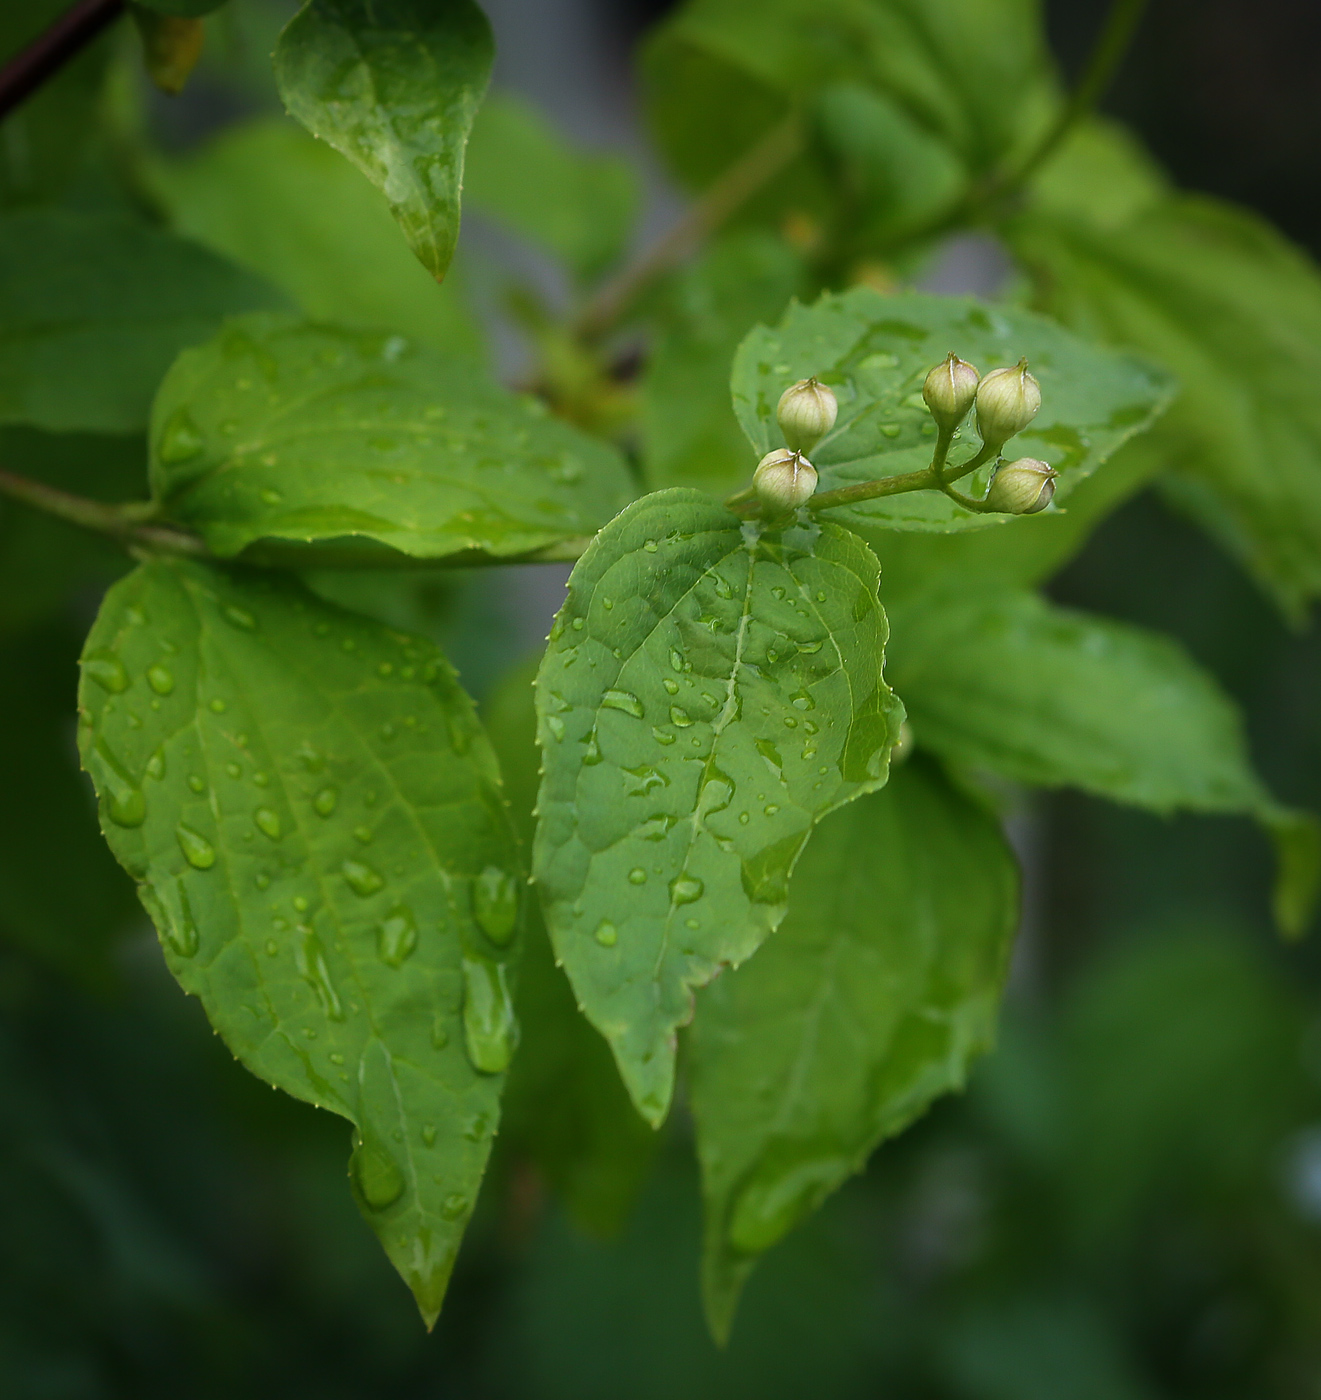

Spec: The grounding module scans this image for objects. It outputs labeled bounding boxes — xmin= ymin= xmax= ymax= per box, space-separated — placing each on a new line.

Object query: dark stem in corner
xmin=0 ymin=0 xmax=125 ymax=122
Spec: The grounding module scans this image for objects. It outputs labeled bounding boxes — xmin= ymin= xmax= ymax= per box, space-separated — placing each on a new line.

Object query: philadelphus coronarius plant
xmin=922 ymin=353 xmax=981 ymax=432
xmin=975 ymin=357 xmax=1043 ymax=450
xmin=753 ymin=447 xmax=818 ymax=512
xmin=985 ymin=457 xmax=1058 ymax=514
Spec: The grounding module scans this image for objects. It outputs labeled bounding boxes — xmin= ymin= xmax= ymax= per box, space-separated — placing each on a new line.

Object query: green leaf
xmin=885 ymin=586 xmax=1319 ymax=935
xmin=148 ymin=314 xmax=634 ymax=564
xmin=484 ymin=660 xmax=657 ymax=1234
xmin=532 ymin=488 xmax=905 ymax=1124
xmin=275 ymin=0 xmax=494 ymax=283
xmin=132 ymin=0 xmax=228 ymax=14
xmin=1007 ymin=194 xmax=1321 ymax=617
xmin=464 ymin=94 xmax=640 ymax=283
xmin=640 ymin=232 xmax=805 ymax=496
xmin=689 ymin=754 xmax=1017 ymax=1339
xmin=146 ymin=117 xmax=484 ymax=360
xmin=0 ymin=212 xmax=287 ymax=434
xmin=730 ymin=287 xmax=1174 ymax=534
xmin=78 ymin=558 xmax=523 ymax=1325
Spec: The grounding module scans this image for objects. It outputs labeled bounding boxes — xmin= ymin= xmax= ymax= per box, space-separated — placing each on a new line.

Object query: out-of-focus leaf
xmin=731 ymin=288 xmax=1173 ymax=533
xmin=149 ymin=315 xmax=634 ymax=564
xmin=0 ymin=427 xmax=143 ymax=638
xmin=465 ymin=94 xmax=640 ymax=283
xmin=79 ymin=559 xmax=523 ymax=1325
xmin=690 ymin=755 xmax=1017 ymax=1340
xmin=133 ymin=0 xmax=228 ymax=15
xmin=533 ymin=488 xmax=904 ymax=1124
xmin=886 ymin=586 xmax=1320 ymax=935
xmin=130 ymin=9 xmax=206 ymax=96
xmin=146 ymin=117 xmax=484 ymax=360
xmin=640 ymin=232 xmax=804 ymax=496
xmin=1008 ymin=194 xmax=1321 ymax=617
xmin=275 ymin=0 xmax=493 ymax=283
xmin=0 ymin=211 xmax=287 ymax=434
xmin=0 ymin=621 xmax=138 ymax=982
xmin=485 ymin=660 xmax=657 ymax=1235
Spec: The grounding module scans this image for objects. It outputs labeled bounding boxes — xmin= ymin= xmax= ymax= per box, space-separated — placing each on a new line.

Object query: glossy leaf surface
xmin=690 ymin=755 xmax=1017 ymax=1338
xmin=0 ymin=212 xmax=286 ymax=433
xmin=731 ymin=288 xmax=1174 ymax=533
xmin=886 ymin=586 xmax=1320 ymax=934
xmin=78 ymin=559 xmax=522 ymax=1324
xmin=275 ymin=0 xmax=493 ymax=283
xmin=149 ymin=315 xmax=633 ymax=564
xmin=533 ymin=489 xmax=904 ymax=1123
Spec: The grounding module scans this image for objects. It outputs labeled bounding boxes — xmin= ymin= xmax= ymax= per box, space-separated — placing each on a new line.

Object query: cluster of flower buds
xmin=922 ymin=352 xmax=1042 ymax=454
xmin=752 ymin=378 xmax=839 ymax=514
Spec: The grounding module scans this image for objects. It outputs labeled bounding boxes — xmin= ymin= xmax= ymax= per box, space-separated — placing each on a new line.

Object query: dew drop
xmin=84 ymin=649 xmax=128 ymax=694
xmin=353 ymin=824 xmax=373 ymax=844
xmin=158 ymin=407 xmax=204 ymax=463
xmin=594 ymin=920 xmax=618 ymax=947
xmin=765 ymin=803 xmax=780 ymax=816
xmin=652 ymin=727 xmax=676 ymax=745
xmin=265 ymin=939 xmax=278 ymax=956
xmin=293 ymin=896 xmax=309 ymax=913
xmin=352 ymin=1138 xmax=404 ymax=1211
xmin=670 ymin=875 xmax=704 ymax=905
xmin=545 ymin=715 xmax=565 ymax=742
xmin=224 ymin=605 xmax=257 ymax=631
xmin=628 ymin=867 xmax=647 ymax=885
xmin=314 ymin=786 xmax=338 ymax=817
xmin=161 ymin=878 xmax=199 ymax=957
xmin=226 ymin=762 xmax=241 ymax=779
xmin=474 ymin=866 xmax=518 ymax=946
xmin=145 ymin=663 xmax=174 ymax=696
xmin=254 ymin=807 xmax=282 ymax=840
xmin=624 ymin=764 xmax=668 ymax=796
xmin=441 ymin=1193 xmax=468 ymax=1221
xmin=461 ymin=956 xmax=518 ymax=1074
xmin=669 ymin=705 xmax=692 ymax=727
xmin=643 ymin=538 xmax=658 ymax=552
xmin=188 ymin=774 xmax=205 ymax=793
xmin=146 ymin=750 xmax=165 ymax=781
xmin=378 ymin=906 xmax=419 ymax=967
xmin=662 ymin=678 xmax=679 ymax=695
xmin=422 ymin=1124 xmax=437 ymax=1147
xmin=713 ymin=576 xmax=733 ymax=600
xmin=296 ymin=928 xmax=344 ymax=1019
xmin=431 ymin=1020 xmax=450 ymax=1050
xmin=209 ymin=698 xmax=227 ymax=714
xmin=176 ymin=823 xmax=216 ymax=870
xmin=602 ymin=689 xmax=644 ymax=718
xmin=260 ymin=487 xmax=283 ymax=506
xmin=342 ymin=859 xmax=384 ymax=897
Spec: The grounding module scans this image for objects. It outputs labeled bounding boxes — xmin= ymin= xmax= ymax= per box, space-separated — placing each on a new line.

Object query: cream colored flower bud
xmin=922 ymin=353 xmax=980 ymax=432
xmin=984 ymin=458 xmax=1058 ymax=515
xmin=776 ymin=378 xmax=837 ymax=454
xmin=753 ymin=448 xmax=818 ymax=514
xmin=975 ymin=358 xmax=1041 ymax=449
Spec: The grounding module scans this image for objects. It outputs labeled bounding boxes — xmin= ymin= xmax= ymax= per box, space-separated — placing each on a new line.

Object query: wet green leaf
xmin=147 ymin=117 xmax=484 ymax=360
xmin=465 ymin=94 xmax=640 ymax=283
xmin=275 ymin=0 xmax=493 ymax=283
xmin=532 ymin=488 xmax=905 ymax=1124
xmin=485 ymin=660 xmax=656 ymax=1234
xmin=78 ymin=558 xmax=522 ymax=1325
xmin=730 ymin=288 xmax=1174 ymax=534
xmin=1008 ymin=194 xmax=1321 ymax=617
xmin=690 ymin=755 xmax=1017 ymax=1339
xmin=886 ymin=586 xmax=1320 ymax=935
xmin=149 ymin=315 xmax=633 ymax=564
xmin=0 ymin=212 xmax=287 ymax=434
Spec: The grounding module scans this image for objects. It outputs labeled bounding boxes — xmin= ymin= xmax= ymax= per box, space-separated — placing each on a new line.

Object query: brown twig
xmin=0 ymin=0 xmax=125 ymax=122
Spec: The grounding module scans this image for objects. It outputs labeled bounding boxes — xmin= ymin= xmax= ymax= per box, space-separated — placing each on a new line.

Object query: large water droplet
xmin=84 ymin=649 xmax=128 ymax=694
xmin=669 ymin=706 xmax=692 ymax=727
xmin=342 ymin=858 xmax=384 ymax=896
xmin=670 ymin=875 xmax=704 ymax=905
xmin=602 ymin=689 xmax=644 ymax=718
xmin=96 ymin=740 xmax=146 ymax=828
xmin=158 ymin=407 xmax=205 ymax=464
xmin=628 ymin=867 xmax=647 ymax=885
xmin=177 ymin=823 xmax=216 ymax=869
xmin=594 ymin=920 xmax=618 ymax=947
xmin=297 ymin=928 xmax=344 ymax=1019
xmin=461 ymin=956 xmax=518 ymax=1074
xmin=378 ymin=906 xmax=418 ymax=967
xmin=314 ymin=786 xmax=338 ymax=817
xmin=254 ymin=807 xmax=282 ymax=840
xmin=473 ymin=866 xmax=518 ymax=946
xmin=352 ymin=1137 xmax=404 ymax=1211
xmin=623 ymin=764 xmax=668 ymax=797
xmin=146 ymin=664 xmax=175 ymax=696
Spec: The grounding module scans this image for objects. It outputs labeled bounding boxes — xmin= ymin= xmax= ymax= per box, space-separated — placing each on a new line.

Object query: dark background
xmin=4 ymin=2 xmax=1321 ymax=1397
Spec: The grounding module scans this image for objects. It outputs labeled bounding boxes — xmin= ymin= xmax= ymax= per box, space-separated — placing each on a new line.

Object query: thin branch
xmin=0 ymin=0 xmax=125 ymax=122
xmin=0 ymin=469 xmax=206 ymax=556
xmin=573 ymin=115 xmax=804 ymax=343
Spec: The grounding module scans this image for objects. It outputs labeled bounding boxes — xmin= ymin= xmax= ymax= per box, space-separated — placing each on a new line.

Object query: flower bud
xmin=975 ymin=358 xmax=1041 ymax=449
xmin=984 ymin=458 xmax=1058 ymax=515
xmin=753 ymin=448 xmax=818 ymax=514
xmin=922 ymin=353 xmax=980 ymax=432
xmin=776 ymin=378 xmax=837 ymax=454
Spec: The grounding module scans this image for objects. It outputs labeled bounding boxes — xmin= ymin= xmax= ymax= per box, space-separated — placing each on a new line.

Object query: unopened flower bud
xmin=975 ymin=358 xmax=1041 ymax=449
xmin=922 ymin=353 xmax=980 ymax=432
xmin=776 ymin=378 xmax=837 ymax=454
xmin=753 ymin=448 xmax=818 ymax=514
xmin=984 ymin=458 xmax=1058 ymax=515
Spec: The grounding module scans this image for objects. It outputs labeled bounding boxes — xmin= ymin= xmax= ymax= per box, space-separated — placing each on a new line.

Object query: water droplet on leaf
xmin=461 ymin=956 xmax=518 ymax=1074
xmin=474 ymin=866 xmax=518 ymax=946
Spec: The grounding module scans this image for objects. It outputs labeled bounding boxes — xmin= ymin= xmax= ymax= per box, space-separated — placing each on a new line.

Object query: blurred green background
xmin=3 ymin=1 xmax=1321 ymax=1396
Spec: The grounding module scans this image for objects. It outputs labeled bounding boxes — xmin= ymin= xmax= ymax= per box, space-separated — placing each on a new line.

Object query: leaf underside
xmin=532 ymin=488 xmax=904 ymax=1125
xmin=78 ymin=558 xmax=522 ymax=1325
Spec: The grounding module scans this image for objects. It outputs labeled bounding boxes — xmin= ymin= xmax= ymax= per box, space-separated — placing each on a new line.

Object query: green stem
xmin=573 ymin=115 xmax=803 ymax=343
xmin=0 ymin=468 xmax=206 ymax=556
xmin=806 ymin=439 xmax=996 ymax=514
